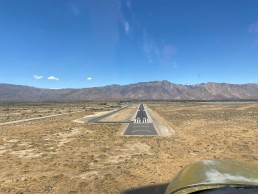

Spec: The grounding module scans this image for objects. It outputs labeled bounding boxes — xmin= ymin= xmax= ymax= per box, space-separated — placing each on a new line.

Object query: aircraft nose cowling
xmin=165 ymin=160 xmax=258 ymax=194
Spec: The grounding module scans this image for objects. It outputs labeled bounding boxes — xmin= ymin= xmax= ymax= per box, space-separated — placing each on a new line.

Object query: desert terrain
xmin=0 ymin=102 xmax=257 ymax=194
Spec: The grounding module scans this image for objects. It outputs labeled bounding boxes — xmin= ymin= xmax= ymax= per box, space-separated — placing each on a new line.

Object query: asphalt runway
xmin=124 ymin=104 xmax=157 ymax=136
xmin=86 ymin=104 xmax=158 ymax=135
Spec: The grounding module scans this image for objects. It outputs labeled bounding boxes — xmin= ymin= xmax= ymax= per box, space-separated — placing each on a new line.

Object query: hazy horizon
xmin=1 ymin=80 xmax=258 ymax=90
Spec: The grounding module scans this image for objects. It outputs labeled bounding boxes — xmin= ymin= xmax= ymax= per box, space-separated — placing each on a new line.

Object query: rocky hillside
xmin=0 ymin=81 xmax=258 ymax=101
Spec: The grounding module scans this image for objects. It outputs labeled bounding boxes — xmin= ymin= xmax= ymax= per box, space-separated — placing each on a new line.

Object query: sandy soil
xmin=0 ymin=110 xmax=86 ymax=126
xmin=0 ymin=103 xmax=118 ymax=123
xmin=0 ymin=102 xmax=257 ymax=194
xmin=101 ymin=105 xmax=138 ymax=122
xmin=145 ymin=104 xmax=174 ymax=136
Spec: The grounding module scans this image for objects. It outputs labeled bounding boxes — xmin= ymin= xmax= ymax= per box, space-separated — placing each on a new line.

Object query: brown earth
xmin=0 ymin=102 xmax=257 ymax=194
xmin=100 ymin=105 xmax=138 ymax=122
xmin=0 ymin=103 xmax=119 ymax=123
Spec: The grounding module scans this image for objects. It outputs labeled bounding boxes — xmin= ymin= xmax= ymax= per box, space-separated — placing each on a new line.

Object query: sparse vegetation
xmin=0 ymin=102 xmax=257 ymax=193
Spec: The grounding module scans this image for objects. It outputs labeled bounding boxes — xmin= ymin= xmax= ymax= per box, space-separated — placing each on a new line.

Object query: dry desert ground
xmin=0 ymin=102 xmax=257 ymax=194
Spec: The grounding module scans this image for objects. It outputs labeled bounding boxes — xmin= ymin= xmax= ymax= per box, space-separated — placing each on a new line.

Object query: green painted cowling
xmin=165 ymin=160 xmax=258 ymax=194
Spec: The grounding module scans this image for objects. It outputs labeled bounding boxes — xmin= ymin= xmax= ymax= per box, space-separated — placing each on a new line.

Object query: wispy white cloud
xmin=124 ymin=21 xmax=130 ymax=34
xmin=119 ymin=1 xmax=178 ymax=68
xmin=87 ymin=76 xmax=93 ymax=81
xmin=249 ymin=22 xmax=258 ymax=46
xmin=48 ymin=76 xmax=60 ymax=81
xmin=141 ymin=30 xmax=160 ymax=64
xmin=249 ymin=22 xmax=258 ymax=34
xmin=160 ymin=45 xmax=177 ymax=67
xmin=68 ymin=2 xmax=80 ymax=16
xmin=125 ymin=0 xmax=132 ymax=9
xmin=172 ymin=61 xmax=178 ymax=69
xmin=88 ymin=0 xmax=123 ymax=57
xmin=33 ymin=75 xmax=43 ymax=80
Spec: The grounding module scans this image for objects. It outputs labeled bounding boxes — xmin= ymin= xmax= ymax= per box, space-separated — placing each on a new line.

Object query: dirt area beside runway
xmin=0 ymin=102 xmax=257 ymax=194
xmin=145 ymin=105 xmax=174 ymax=136
xmin=0 ymin=102 xmax=119 ymax=123
xmin=100 ymin=104 xmax=138 ymax=122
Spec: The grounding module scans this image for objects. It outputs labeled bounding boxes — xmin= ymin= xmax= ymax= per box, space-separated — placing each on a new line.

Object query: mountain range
xmin=0 ymin=81 xmax=258 ymax=102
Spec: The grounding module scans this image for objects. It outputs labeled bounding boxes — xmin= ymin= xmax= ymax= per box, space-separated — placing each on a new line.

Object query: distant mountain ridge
xmin=0 ymin=81 xmax=258 ymax=102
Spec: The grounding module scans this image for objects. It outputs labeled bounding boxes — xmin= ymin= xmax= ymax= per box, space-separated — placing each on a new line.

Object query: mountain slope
xmin=0 ymin=81 xmax=258 ymax=102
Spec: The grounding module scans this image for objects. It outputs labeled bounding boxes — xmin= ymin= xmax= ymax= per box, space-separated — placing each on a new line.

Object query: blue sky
xmin=0 ymin=0 xmax=258 ymax=88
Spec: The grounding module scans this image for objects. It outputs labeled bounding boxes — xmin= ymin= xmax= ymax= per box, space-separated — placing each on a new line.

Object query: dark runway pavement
xmin=124 ymin=104 xmax=157 ymax=136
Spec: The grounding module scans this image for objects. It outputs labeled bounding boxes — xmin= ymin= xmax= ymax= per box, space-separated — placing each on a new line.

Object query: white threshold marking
xmin=132 ymin=129 xmax=151 ymax=133
xmin=133 ymin=126 xmax=149 ymax=129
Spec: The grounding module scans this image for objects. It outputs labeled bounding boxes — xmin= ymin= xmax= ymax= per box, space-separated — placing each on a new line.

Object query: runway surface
xmin=124 ymin=104 xmax=157 ymax=136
